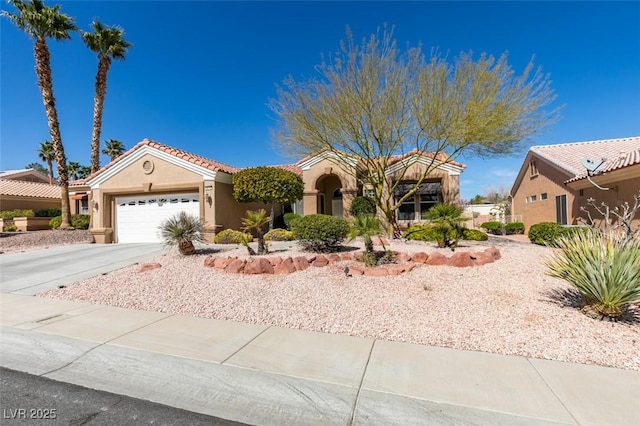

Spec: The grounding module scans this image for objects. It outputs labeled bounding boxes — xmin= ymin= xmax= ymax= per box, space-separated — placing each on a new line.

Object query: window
xmin=529 ymin=195 xmax=537 ymax=203
xmin=555 ymin=194 xmax=568 ymax=225
xmin=579 ymin=189 xmax=584 ymax=197
xmin=395 ymin=181 xmax=442 ymax=221
xmin=540 ymin=193 xmax=547 ymax=200
xmin=77 ymin=198 xmax=89 ymax=214
xmin=363 ymin=188 xmax=375 ymax=198
xmin=529 ymin=160 xmax=539 ymax=177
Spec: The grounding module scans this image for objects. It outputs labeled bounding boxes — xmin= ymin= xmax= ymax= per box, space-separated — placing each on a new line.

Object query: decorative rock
xmin=214 ymin=257 xmax=234 ymax=269
xmin=425 ymin=252 xmax=448 ymax=265
xmin=349 ymin=267 xmax=364 ymax=276
xmin=485 ymin=246 xmax=501 ymax=260
xmin=139 ymin=263 xmax=162 ymax=273
xmin=312 ymin=255 xmax=329 ymax=267
xmin=364 ymin=267 xmax=388 ymax=277
xmin=387 ymin=266 xmax=402 ymax=276
xmin=403 ymin=263 xmax=417 ymax=272
xmin=245 ymin=258 xmax=274 ymax=274
xmin=203 ymin=257 xmax=216 ymax=268
xmin=274 ymin=257 xmax=297 ymax=274
xmin=470 ymin=251 xmax=495 ymax=266
xmin=305 ymin=255 xmax=317 ymax=263
xmin=372 ymin=237 xmax=389 ymax=246
xmin=327 ymin=253 xmax=341 ymax=263
xmin=340 ymin=253 xmax=354 ymax=261
xmin=411 ymin=252 xmax=429 ymax=264
xmin=224 ymin=259 xmax=246 ymax=274
xmin=268 ymin=256 xmax=283 ymax=266
xmin=395 ymin=253 xmax=411 ymax=262
xmin=293 ymin=256 xmax=310 ymax=271
xmin=447 ymin=252 xmax=474 ymax=267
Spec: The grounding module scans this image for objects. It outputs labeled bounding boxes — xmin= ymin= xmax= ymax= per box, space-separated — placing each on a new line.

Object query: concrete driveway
xmin=0 ymin=244 xmax=166 ymax=295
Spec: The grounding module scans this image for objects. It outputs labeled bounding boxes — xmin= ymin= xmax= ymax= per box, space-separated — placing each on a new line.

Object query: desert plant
xmin=528 ymin=222 xmax=563 ymax=246
xmin=71 ymin=214 xmax=90 ymax=230
xmin=264 ymin=228 xmax=294 ymax=241
xmin=242 ymin=209 xmax=270 ymax=255
xmin=579 ymin=193 xmax=640 ymax=244
xmin=480 ymin=221 xmax=504 ymax=234
xmin=361 ymin=251 xmax=378 ymax=267
xmin=49 ymin=215 xmax=62 ymax=229
xmin=504 ymin=221 xmax=524 ymax=234
xmin=291 ymin=214 xmax=349 ymax=253
xmin=213 ymin=229 xmax=249 ymax=244
xmin=283 ymin=212 xmax=301 ymax=230
xmin=462 ymin=229 xmax=489 ymax=241
xmin=426 ymin=203 xmax=465 ymax=248
xmin=158 ymin=211 xmax=203 ymax=255
xmin=546 ymin=231 xmax=640 ymax=318
xmin=0 ymin=209 xmax=35 ymax=219
xmin=349 ymin=196 xmax=376 ymax=218
xmin=3 ymin=225 xmax=18 ymax=232
xmin=403 ymin=224 xmax=439 ymax=241
xmin=348 ymin=214 xmax=382 ymax=254
xmin=35 ymin=208 xmax=61 ymax=217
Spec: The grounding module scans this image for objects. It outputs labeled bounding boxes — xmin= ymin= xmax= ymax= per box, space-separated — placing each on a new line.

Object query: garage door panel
xmin=116 ymin=193 xmax=199 ymax=243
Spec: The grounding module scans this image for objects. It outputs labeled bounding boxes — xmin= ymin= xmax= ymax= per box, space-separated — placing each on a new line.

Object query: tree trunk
xmin=269 ymin=203 xmax=275 ymax=231
xmin=46 ymin=159 xmax=53 ymax=184
xmin=34 ymin=38 xmax=72 ymax=229
xmin=90 ymin=58 xmax=110 ymax=173
xmin=257 ymin=231 xmax=267 ymax=255
xmin=178 ymin=240 xmax=195 ymax=255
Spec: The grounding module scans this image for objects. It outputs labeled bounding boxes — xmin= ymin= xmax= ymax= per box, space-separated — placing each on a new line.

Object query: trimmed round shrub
xmin=0 ymin=209 xmax=34 ymax=219
xmin=528 ymin=222 xmax=563 ymax=245
xmin=35 ymin=208 xmax=62 ymax=217
xmin=349 ymin=196 xmax=376 ymax=217
xmin=480 ymin=221 xmax=504 ymax=234
xmin=462 ymin=229 xmax=489 ymax=241
xmin=283 ymin=212 xmax=301 ymax=230
xmin=3 ymin=225 xmax=18 ymax=232
xmin=403 ymin=224 xmax=439 ymax=241
xmin=49 ymin=216 xmax=62 ymax=229
xmin=505 ymin=222 xmax=524 ymax=235
xmin=214 ymin=229 xmax=250 ymax=244
xmin=71 ymin=214 xmax=90 ymax=230
xmin=291 ymin=214 xmax=349 ymax=252
xmin=264 ymin=228 xmax=294 ymax=241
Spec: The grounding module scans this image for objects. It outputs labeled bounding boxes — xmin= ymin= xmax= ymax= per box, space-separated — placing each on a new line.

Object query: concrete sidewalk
xmin=1 ymin=293 xmax=638 ymax=426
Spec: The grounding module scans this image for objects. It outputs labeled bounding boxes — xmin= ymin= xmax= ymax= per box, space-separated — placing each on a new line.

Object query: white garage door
xmin=116 ymin=193 xmax=200 ymax=243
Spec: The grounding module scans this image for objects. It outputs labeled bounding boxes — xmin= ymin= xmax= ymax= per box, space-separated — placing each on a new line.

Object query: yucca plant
xmin=426 ymin=203 xmax=466 ymax=249
xmin=348 ymin=214 xmax=382 ymax=255
xmin=242 ymin=209 xmax=270 ymax=255
xmin=546 ymin=230 xmax=640 ymax=318
xmin=158 ymin=211 xmax=203 ymax=255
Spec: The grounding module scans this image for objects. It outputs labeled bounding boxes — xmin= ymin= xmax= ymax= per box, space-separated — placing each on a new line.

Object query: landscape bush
xmin=404 ymin=225 xmax=488 ymax=242
xmin=159 ymin=212 xmax=203 ymax=255
xmin=49 ymin=216 xmax=62 ymax=229
xmin=71 ymin=214 xmax=90 ymax=230
xmin=35 ymin=208 xmax=62 ymax=217
xmin=3 ymin=225 xmax=18 ymax=232
xmin=528 ymin=222 xmax=564 ymax=245
xmin=349 ymin=196 xmax=377 ymax=217
xmin=291 ymin=214 xmax=349 ymax=252
xmin=504 ymin=222 xmax=525 ymax=234
xmin=0 ymin=209 xmax=34 ymax=219
xmin=462 ymin=228 xmax=489 ymax=241
xmin=283 ymin=212 xmax=301 ymax=230
xmin=480 ymin=221 xmax=504 ymax=234
xmin=214 ymin=229 xmax=251 ymax=244
xmin=264 ymin=228 xmax=294 ymax=241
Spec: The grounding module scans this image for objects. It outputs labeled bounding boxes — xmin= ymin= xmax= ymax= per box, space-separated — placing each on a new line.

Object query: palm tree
xmin=3 ymin=0 xmax=77 ymax=229
xmin=77 ymin=165 xmax=92 ymax=180
xmin=348 ymin=214 xmax=382 ymax=255
xmin=36 ymin=140 xmax=55 ymax=182
xmin=101 ymin=139 xmax=125 ymax=162
xmin=82 ymin=21 xmax=131 ymax=173
xmin=25 ymin=162 xmax=48 ymax=176
xmin=242 ymin=209 xmax=270 ymax=255
xmin=426 ymin=203 xmax=466 ymax=249
xmin=67 ymin=161 xmax=81 ymax=181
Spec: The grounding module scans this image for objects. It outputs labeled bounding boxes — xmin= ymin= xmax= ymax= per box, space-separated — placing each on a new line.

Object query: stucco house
xmin=0 ymin=168 xmax=61 ymax=212
xmin=510 ymin=136 xmax=640 ymax=232
xmin=73 ymin=138 xmax=465 ymax=243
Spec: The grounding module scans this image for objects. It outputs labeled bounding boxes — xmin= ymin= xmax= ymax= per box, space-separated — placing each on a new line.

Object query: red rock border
xmin=202 ymin=247 xmax=501 ymax=276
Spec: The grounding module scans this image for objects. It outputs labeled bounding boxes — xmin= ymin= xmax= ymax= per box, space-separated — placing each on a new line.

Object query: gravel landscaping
xmin=39 ymin=236 xmax=640 ymax=371
xmin=0 ymin=230 xmax=94 ymax=254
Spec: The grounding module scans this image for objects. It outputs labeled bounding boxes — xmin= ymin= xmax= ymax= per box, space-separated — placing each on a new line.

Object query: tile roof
xmin=0 ymin=168 xmax=51 ymax=182
xmin=566 ymin=147 xmax=640 ymax=183
xmin=84 ymin=138 xmax=240 ymax=182
xmin=530 ymin=136 xmax=640 ymax=177
xmin=0 ymin=179 xmax=61 ymax=199
xmin=270 ymin=164 xmax=303 ymax=176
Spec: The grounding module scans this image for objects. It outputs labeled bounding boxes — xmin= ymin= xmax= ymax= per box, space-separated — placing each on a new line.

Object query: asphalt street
xmin=1 ymin=367 xmax=246 ymax=426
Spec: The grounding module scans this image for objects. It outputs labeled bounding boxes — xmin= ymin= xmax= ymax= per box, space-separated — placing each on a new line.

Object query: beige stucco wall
xmin=512 ymin=157 xmax=576 ymax=232
xmin=0 ymin=196 xmax=61 ymax=212
xmin=301 ymin=158 xmax=359 ymax=217
xmin=213 ymin=180 xmax=282 ymax=231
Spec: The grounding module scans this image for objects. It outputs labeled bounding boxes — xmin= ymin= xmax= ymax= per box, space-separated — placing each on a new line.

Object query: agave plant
xmin=158 ymin=211 xmax=203 ymax=255
xmin=348 ymin=214 xmax=382 ymax=255
xmin=242 ymin=209 xmax=270 ymax=255
xmin=426 ymin=203 xmax=466 ymax=249
xmin=546 ymin=231 xmax=640 ymax=318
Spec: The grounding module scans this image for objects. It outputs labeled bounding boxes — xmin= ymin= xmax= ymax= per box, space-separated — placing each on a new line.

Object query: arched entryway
xmin=315 ymin=174 xmax=343 ymax=217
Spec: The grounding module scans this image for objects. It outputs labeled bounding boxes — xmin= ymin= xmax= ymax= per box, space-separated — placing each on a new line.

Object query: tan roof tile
xmin=0 ymin=179 xmax=61 ymax=199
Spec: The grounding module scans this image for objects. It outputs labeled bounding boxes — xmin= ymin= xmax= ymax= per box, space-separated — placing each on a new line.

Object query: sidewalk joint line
xmin=526 ymin=357 xmax=580 ymax=426
xmin=348 ymin=339 xmax=376 ymax=425
xmin=219 ymin=325 xmax=272 ymax=365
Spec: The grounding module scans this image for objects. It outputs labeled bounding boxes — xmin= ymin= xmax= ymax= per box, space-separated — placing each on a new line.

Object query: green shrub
xmin=403 ymin=224 xmax=439 ymax=241
xmin=3 ymin=225 xmax=18 ymax=232
xmin=528 ymin=222 xmax=563 ymax=245
xmin=462 ymin=229 xmax=489 ymax=241
xmin=35 ymin=208 xmax=62 ymax=217
xmin=264 ymin=228 xmax=294 ymax=241
xmin=283 ymin=212 xmax=301 ymax=230
xmin=49 ymin=216 xmax=62 ymax=229
xmin=349 ymin=196 xmax=376 ymax=217
xmin=546 ymin=232 xmax=640 ymax=318
xmin=214 ymin=229 xmax=251 ymax=244
xmin=480 ymin=221 xmax=504 ymax=234
xmin=291 ymin=214 xmax=349 ymax=252
xmin=0 ymin=209 xmax=34 ymax=219
xmin=71 ymin=214 xmax=90 ymax=230
xmin=505 ymin=222 xmax=524 ymax=234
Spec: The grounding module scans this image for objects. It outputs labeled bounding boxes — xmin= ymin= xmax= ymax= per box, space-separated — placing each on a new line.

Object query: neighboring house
xmin=510 ymin=136 xmax=640 ymax=232
xmin=74 ymin=139 xmax=465 ymax=243
xmin=0 ymin=169 xmax=61 ymax=212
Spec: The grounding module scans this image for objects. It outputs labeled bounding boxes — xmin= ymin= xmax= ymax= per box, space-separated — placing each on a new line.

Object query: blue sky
xmin=1 ymin=1 xmax=639 ymax=200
